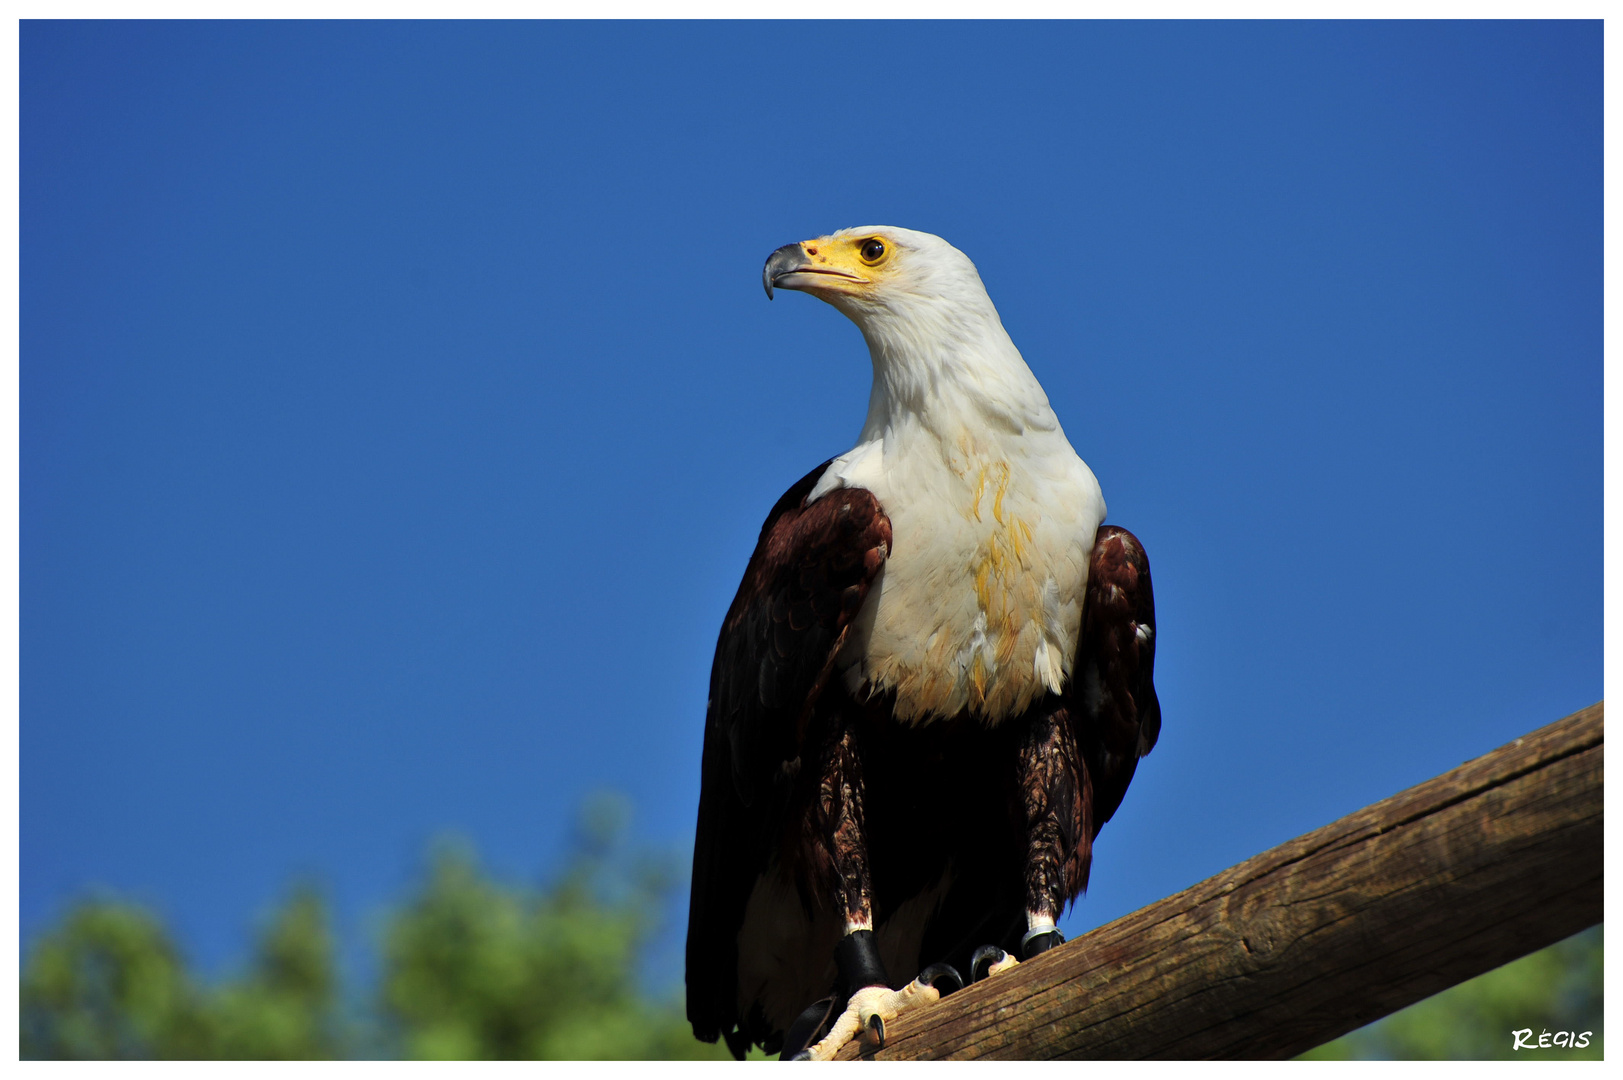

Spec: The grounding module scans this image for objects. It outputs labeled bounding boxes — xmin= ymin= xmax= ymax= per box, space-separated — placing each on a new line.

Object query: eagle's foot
xmin=796 ymin=965 xmax=960 ymax=1060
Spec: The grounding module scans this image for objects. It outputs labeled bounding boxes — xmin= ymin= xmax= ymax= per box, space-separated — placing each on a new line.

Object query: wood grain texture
xmin=838 ymin=702 xmax=1603 ymax=1060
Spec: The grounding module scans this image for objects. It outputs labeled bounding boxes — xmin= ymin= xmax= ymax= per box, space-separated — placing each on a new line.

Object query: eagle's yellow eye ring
xmin=859 ymin=238 xmax=887 ymax=265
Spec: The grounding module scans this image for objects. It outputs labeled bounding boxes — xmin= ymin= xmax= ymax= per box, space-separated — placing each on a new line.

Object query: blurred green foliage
xmin=22 ymin=793 xmax=732 ymax=1060
xmin=377 ymin=793 xmax=725 ymax=1060
xmin=1300 ymin=926 xmax=1603 ymax=1060
xmin=20 ymin=886 xmax=339 ymax=1059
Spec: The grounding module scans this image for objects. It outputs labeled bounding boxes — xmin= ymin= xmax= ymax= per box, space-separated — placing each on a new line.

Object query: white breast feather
xmin=798 ymin=227 xmax=1105 ymax=725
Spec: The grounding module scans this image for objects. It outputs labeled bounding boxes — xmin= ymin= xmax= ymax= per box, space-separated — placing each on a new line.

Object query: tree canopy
xmin=22 ymin=794 xmax=735 ymax=1061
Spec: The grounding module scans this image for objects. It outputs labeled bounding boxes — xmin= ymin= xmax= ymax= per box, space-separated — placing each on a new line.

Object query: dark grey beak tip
xmin=763 ymin=243 xmax=807 ymax=301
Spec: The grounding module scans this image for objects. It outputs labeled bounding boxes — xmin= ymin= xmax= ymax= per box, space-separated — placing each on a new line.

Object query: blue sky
xmin=22 ymin=21 xmax=1601 ymax=990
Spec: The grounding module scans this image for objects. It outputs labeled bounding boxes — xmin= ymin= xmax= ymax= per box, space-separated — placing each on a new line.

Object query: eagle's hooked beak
xmin=763 ymin=243 xmax=808 ymax=300
xmin=763 ymin=241 xmax=866 ymax=300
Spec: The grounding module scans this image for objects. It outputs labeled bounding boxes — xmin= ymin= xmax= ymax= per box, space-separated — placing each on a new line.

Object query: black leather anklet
xmin=1021 ymin=927 xmax=1066 ymax=959
xmin=835 ymin=929 xmax=890 ymax=992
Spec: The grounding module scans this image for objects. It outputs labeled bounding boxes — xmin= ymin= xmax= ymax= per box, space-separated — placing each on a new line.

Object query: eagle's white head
xmin=763 ymin=226 xmax=996 ymax=321
xmin=764 ymin=225 xmax=1060 ymax=439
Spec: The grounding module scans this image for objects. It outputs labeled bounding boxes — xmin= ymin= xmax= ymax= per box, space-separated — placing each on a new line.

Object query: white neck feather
xmin=852 ymin=298 xmax=1060 ymax=446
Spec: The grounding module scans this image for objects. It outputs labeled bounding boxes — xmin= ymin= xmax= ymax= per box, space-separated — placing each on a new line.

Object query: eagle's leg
xmin=788 ymin=722 xmax=958 ymax=1060
xmin=972 ymin=705 xmax=1092 ymax=982
xmin=1019 ymin=703 xmax=1090 ymax=952
xmin=817 ymin=723 xmax=876 ymax=938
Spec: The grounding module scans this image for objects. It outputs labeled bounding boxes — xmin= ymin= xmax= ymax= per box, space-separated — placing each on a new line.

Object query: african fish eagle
xmin=686 ymin=227 xmax=1160 ymax=1060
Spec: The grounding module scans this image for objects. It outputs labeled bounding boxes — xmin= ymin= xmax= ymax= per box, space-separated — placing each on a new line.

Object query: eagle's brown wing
xmin=686 ymin=461 xmax=891 ymax=1057
xmin=1074 ymin=524 xmax=1160 ymax=841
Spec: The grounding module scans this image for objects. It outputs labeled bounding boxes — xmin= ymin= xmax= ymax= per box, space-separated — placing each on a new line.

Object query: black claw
xmin=917 ymin=962 xmax=963 ymax=995
xmin=970 ymin=944 xmax=1009 ymax=982
xmin=865 ymin=1013 xmax=885 ymax=1048
xmin=780 ymin=995 xmax=839 ymax=1060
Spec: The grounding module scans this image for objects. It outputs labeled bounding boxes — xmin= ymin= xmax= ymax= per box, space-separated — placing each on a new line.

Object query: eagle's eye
xmin=859 ymin=238 xmax=887 ymax=264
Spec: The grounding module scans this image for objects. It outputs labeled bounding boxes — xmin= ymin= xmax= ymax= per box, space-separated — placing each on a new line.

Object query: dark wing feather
xmin=1073 ymin=525 xmax=1160 ymax=832
xmin=686 ymin=462 xmax=891 ymax=1053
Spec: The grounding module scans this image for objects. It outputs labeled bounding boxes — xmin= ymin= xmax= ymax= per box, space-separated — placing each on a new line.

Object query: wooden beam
xmin=839 ymin=702 xmax=1603 ymax=1060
